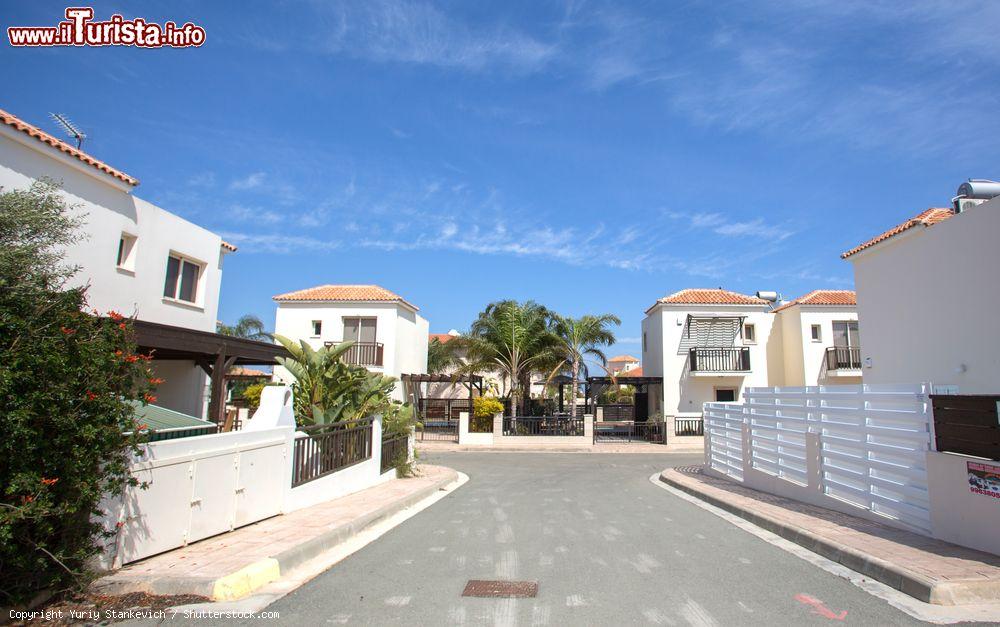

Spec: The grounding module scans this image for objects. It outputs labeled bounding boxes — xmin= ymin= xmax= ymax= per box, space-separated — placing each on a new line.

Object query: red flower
xmin=143 ymin=393 xmax=157 ymax=404
xmin=125 ymin=354 xmax=140 ymax=363
xmin=148 ymin=377 xmax=166 ymax=385
xmin=115 ymin=350 xmax=123 ymax=358
xmin=140 ymin=353 xmax=154 ymax=362
xmin=118 ymin=322 xmax=127 ymax=330
xmin=136 ymin=423 xmax=149 ymax=431
xmin=115 ymin=521 xmax=125 ymax=529
xmin=108 ymin=310 xmax=125 ymax=322
xmin=85 ymin=390 xmax=98 ymax=401
xmin=41 ymin=477 xmax=58 ymax=486
xmin=60 ymin=326 xmax=76 ymax=335
xmin=21 ymin=495 xmax=34 ymax=504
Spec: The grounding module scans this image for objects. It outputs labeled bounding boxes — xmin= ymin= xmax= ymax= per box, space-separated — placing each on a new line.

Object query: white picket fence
xmin=704 ymin=383 xmax=934 ymax=533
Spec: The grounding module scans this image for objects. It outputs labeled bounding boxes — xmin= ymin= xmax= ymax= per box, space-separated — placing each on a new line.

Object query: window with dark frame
xmin=810 ymin=324 xmax=822 ymax=341
xmin=715 ymin=388 xmax=737 ymax=402
xmin=744 ymin=323 xmax=756 ymax=343
xmin=312 ymin=320 xmax=322 ymax=337
xmin=343 ymin=317 xmax=377 ymax=343
xmin=116 ymin=233 xmax=136 ymax=269
xmin=163 ymin=254 xmax=201 ymax=304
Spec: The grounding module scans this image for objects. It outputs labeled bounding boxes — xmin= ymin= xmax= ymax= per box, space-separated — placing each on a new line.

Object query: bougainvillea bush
xmin=0 ymin=181 xmax=155 ymax=606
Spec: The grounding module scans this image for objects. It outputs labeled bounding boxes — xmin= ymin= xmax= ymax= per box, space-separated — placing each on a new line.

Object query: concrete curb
xmin=96 ymin=467 xmax=460 ymax=602
xmin=659 ymin=468 xmax=999 ymax=606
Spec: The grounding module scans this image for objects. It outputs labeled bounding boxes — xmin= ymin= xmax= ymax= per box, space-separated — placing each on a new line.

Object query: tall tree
xmin=427 ymin=336 xmax=459 ymax=374
xmin=218 ymin=314 xmax=271 ymax=341
xmin=460 ymin=300 xmax=556 ymax=416
xmin=548 ymin=314 xmax=621 ymax=412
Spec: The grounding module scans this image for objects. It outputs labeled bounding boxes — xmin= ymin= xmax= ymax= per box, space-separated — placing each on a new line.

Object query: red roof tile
xmin=655 ymin=288 xmax=768 ymax=306
xmin=608 ymin=355 xmax=639 ymax=363
xmin=618 ymin=366 xmax=644 ymax=377
xmin=0 ymin=107 xmax=139 ymax=187
xmin=272 ymin=284 xmax=418 ymax=310
xmin=771 ymin=290 xmax=856 ymax=313
xmin=841 ymin=208 xmax=954 ymax=259
xmin=429 ymin=333 xmax=457 ymax=344
xmin=221 ymin=240 xmax=238 ymax=252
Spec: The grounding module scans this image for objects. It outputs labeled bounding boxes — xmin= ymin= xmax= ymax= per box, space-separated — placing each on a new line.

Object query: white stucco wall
xmin=775 ymin=306 xmax=861 ymax=386
xmin=644 ymin=304 xmax=776 ymax=418
xmin=273 ymin=301 xmax=428 ymax=400
xmin=0 ymin=125 xmax=226 ymax=332
xmin=848 ymin=197 xmax=1000 ymax=392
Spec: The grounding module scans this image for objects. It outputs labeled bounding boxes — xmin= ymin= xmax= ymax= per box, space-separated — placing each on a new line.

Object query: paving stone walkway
xmin=661 ymin=465 xmax=1000 ymax=606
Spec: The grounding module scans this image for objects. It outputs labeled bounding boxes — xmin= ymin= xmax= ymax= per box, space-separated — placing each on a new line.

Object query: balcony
xmin=326 ymin=341 xmax=384 ymax=367
xmin=826 ymin=346 xmax=861 ymax=371
xmin=689 ymin=347 xmax=750 ymax=374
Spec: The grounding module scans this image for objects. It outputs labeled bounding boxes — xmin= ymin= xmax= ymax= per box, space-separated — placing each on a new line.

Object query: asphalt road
xmin=246 ymin=451 xmax=929 ymax=626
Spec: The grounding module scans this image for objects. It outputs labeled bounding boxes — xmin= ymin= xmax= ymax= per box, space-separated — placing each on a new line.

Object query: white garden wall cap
xmin=0 ymin=106 xmax=139 ymax=186
xmin=272 ymin=284 xmax=419 ymax=310
xmin=770 ymin=290 xmax=857 ymax=313
xmin=841 ymin=207 xmax=954 ymax=259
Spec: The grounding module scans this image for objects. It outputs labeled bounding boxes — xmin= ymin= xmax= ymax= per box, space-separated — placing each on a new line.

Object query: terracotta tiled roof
xmin=272 ymin=284 xmax=418 ymax=310
xmin=0 ymin=107 xmax=139 ymax=187
xmin=771 ymin=290 xmax=856 ymax=313
xmin=429 ymin=333 xmax=457 ymax=344
xmin=227 ymin=367 xmax=269 ymax=377
xmin=220 ymin=240 xmax=238 ymax=252
xmin=618 ymin=366 xmax=644 ymax=377
xmin=608 ymin=354 xmax=639 ymax=363
xmin=841 ymin=208 xmax=954 ymax=259
xmin=655 ymin=288 xmax=768 ymax=306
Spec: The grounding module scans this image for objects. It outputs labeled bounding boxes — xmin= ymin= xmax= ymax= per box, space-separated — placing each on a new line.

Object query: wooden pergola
xmin=133 ymin=319 xmax=289 ymax=424
xmin=585 ymin=375 xmax=663 ymax=421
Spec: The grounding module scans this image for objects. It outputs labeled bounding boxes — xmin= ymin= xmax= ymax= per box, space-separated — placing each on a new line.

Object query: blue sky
xmin=4 ymin=1 xmax=999 ymax=355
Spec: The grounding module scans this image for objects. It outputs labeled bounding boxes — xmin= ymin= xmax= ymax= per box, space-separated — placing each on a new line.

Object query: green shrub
xmin=473 ymin=396 xmax=504 ymax=418
xmin=0 ymin=181 xmax=153 ymax=605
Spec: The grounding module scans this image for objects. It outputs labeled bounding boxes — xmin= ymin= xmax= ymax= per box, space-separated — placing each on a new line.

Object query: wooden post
xmin=207 ymin=352 xmax=237 ymax=424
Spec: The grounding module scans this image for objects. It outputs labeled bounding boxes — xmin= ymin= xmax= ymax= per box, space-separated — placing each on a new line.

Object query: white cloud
xmin=229 ymin=172 xmax=266 ymax=191
xmin=670 ymin=212 xmax=794 ymax=242
xmin=219 ymin=232 xmax=339 ymax=254
xmin=229 ymin=204 xmax=283 ymax=225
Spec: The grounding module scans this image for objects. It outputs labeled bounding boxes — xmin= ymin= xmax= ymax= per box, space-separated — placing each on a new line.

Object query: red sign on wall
xmin=968 ymin=461 xmax=1000 ymax=499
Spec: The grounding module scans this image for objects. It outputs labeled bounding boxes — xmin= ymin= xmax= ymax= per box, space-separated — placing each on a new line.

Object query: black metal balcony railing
xmin=344 ymin=341 xmax=384 ymax=367
xmin=826 ymin=346 xmax=862 ymax=370
xmin=689 ymin=347 xmax=751 ymax=373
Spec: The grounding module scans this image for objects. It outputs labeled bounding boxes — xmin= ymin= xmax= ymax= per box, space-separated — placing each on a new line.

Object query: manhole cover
xmin=462 ymin=580 xmax=538 ymax=598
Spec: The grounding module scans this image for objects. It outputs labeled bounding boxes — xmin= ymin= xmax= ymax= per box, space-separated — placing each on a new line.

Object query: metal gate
xmin=593 ymin=420 xmax=666 ymax=444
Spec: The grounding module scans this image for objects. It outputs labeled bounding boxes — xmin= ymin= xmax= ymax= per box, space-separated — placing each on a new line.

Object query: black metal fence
xmin=674 ymin=417 xmax=704 ymax=436
xmin=291 ymin=419 xmax=373 ymax=487
xmin=381 ymin=435 xmax=409 ymax=473
xmin=418 ymin=418 xmax=458 ymax=441
xmin=930 ymin=394 xmax=1000 ymax=460
xmin=502 ymin=416 xmax=585 ymax=436
xmin=594 ymin=420 xmax=666 ymax=444
xmin=825 ymin=346 xmax=862 ymax=370
xmin=689 ymin=347 xmax=751 ymax=372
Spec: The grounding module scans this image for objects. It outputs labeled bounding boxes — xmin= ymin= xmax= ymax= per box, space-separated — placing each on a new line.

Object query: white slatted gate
xmin=703 ymin=384 xmax=933 ymax=533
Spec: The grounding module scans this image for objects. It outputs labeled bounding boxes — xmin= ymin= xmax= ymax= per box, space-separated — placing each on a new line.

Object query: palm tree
xmin=548 ymin=314 xmax=620 ymax=413
xmin=218 ymin=314 xmax=271 ymax=341
xmin=427 ymin=336 xmax=460 ymax=374
xmin=459 ymin=300 xmax=557 ymax=416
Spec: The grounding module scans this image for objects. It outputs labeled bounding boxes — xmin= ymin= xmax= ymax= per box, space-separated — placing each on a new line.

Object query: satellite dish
xmin=50 ymin=113 xmax=87 ymax=149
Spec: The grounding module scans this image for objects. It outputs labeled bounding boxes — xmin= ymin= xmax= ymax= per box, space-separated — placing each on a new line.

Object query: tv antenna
xmin=50 ymin=113 xmax=87 ymax=149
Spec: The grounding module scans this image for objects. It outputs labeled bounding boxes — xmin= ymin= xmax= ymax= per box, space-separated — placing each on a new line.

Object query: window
xmin=715 ymin=388 xmax=737 ymax=402
xmin=163 ymin=254 xmax=201 ymax=304
xmin=832 ymin=321 xmax=860 ymax=348
xmin=642 ymin=332 xmax=647 ymax=352
xmin=116 ymin=233 xmax=136 ymax=271
xmin=810 ymin=324 xmax=822 ymax=342
xmin=343 ymin=317 xmax=377 ymax=343
xmin=311 ymin=320 xmax=322 ymax=337
xmin=743 ymin=323 xmax=756 ymax=344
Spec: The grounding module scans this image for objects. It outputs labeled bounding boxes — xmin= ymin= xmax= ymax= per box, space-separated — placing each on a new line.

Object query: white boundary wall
xmin=704 ymin=383 xmax=933 ymax=534
xmin=99 ymin=414 xmax=409 ymax=568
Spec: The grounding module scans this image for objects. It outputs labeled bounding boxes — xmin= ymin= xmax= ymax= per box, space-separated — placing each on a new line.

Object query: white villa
xmin=0 ymin=107 xmax=282 ymax=422
xmin=640 ymin=287 xmax=861 ymax=431
xmin=770 ymin=290 xmax=861 ymax=387
xmin=271 ymin=284 xmax=429 ymax=400
xmin=607 ymin=354 xmax=640 ymax=376
xmin=843 ymin=188 xmax=1000 ymax=393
